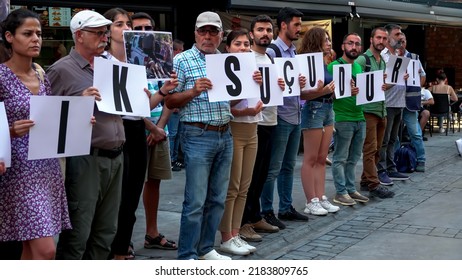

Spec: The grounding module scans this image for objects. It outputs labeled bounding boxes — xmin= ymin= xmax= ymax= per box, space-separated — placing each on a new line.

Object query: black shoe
xmin=278 ymin=206 xmax=308 ymax=221
xmin=359 ymin=182 xmax=369 ymax=192
xmin=422 ymin=136 xmax=428 ymax=141
xmin=171 ymin=161 xmax=181 ymax=171
xmin=263 ymin=211 xmax=286 ymax=229
xmin=370 ymin=186 xmax=395 ymax=198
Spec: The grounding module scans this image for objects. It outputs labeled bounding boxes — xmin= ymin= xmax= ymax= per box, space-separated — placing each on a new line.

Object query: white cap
xmin=195 ymin=11 xmax=222 ymax=29
xmin=70 ymin=10 xmax=112 ymax=34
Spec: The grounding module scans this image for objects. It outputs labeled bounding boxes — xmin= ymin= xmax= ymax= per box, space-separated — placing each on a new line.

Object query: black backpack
xmin=360 ymin=53 xmax=385 ymax=73
xmin=394 ymin=144 xmax=417 ymax=173
xmin=267 ymin=43 xmax=282 ymax=58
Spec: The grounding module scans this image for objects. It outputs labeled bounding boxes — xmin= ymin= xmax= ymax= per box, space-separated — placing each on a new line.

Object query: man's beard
xmin=345 ymin=51 xmax=359 ymax=60
xmin=373 ymin=43 xmax=384 ymax=52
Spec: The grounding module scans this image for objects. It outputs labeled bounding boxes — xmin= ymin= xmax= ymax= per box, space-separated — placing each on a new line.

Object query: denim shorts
xmin=300 ymin=100 xmax=334 ymax=129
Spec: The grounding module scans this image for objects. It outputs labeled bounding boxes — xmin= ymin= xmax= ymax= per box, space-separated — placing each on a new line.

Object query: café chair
xmin=429 ymin=93 xmax=451 ymax=136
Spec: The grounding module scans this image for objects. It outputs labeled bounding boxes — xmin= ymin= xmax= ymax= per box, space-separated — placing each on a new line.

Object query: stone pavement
xmin=130 ymin=130 xmax=462 ymax=260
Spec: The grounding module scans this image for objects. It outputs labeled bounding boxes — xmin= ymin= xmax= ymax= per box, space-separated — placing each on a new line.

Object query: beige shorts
xmin=146 ymin=140 xmax=172 ymax=180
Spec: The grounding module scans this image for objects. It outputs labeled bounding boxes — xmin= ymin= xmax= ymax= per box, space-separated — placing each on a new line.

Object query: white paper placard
xmin=333 ymin=64 xmax=352 ymax=99
xmin=94 ymin=56 xmax=151 ymax=117
xmin=28 ymin=96 xmax=94 ymax=160
xmin=206 ymin=52 xmax=260 ymax=102
xmin=356 ymin=70 xmax=385 ymax=105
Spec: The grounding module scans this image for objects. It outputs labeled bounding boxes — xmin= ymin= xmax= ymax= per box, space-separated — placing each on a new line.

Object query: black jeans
xmin=241 ymin=125 xmax=276 ymax=225
xmin=111 ymin=119 xmax=147 ymax=256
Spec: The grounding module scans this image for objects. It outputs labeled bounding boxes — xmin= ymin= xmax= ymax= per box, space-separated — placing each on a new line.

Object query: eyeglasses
xmin=343 ymin=41 xmax=362 ymax=47
xmin=196 ymin=27 xmax=220 ymax=36
xmin=81 ymin=29 xmax=111 ymax=37
xmin=134 ymin=26 xmax=154 ymax=31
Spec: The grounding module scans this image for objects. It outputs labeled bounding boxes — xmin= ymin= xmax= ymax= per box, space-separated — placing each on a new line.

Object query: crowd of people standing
xmin=1 ymin=5 xmax=451 ymax=260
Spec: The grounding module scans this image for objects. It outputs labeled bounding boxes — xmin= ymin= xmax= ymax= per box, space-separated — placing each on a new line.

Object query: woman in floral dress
xmin=0 ymin=8 xmax=71 ymax=259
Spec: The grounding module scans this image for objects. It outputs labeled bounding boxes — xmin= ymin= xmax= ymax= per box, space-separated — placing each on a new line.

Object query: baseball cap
xmin=195 ymin=11 xmax=222 ymax=29
xmin=70 ymin=10 xmax=112 ymax=34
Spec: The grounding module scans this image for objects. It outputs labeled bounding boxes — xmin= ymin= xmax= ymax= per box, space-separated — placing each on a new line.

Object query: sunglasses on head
xmin=133 ymin=26 xmax=154 ymax=31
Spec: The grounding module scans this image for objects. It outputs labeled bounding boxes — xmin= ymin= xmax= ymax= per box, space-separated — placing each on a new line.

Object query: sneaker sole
xmin=333 ymin=198 xmax=356 ymax=206
xmin=218 ymin=247 xmax=250 ymax=256
xmin=304 ymin=208 xmax=328 ymax=216
xmin=240 ymin=236 xmax=262 ymax=242
xmin=351 ymin=198 xmax=369 ymax=203
xmin=322 ymin=207 xmax=340 ymax=213
xmin=379 ymin=181 xmax=394 ymax=186
xmin=253 ymin=228 xmax=279 ymax=233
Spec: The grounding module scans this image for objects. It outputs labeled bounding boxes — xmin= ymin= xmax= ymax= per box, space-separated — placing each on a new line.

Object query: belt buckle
xmin=218 ymin=123 xmax=228 ymax=132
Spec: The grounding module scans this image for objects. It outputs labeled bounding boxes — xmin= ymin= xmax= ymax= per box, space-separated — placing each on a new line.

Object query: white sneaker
xmin=219 ymin=237 xmax=250 ymax=256
xmin=440 ymin=127 xmax=445 ymax=133
xmin=304 ymin=197 xmax=328 ymax=215
xmin=235 ymin=235 xmax=256 ymax=253
xmin=320 ymin=195 xmax=340 ymax=213
xmin=199 ymin=249 xmax=232 ymax=260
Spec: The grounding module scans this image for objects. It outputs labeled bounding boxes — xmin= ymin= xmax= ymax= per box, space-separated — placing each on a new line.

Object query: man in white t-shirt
xmin=239 ymin=14 xmax=286 ymax=242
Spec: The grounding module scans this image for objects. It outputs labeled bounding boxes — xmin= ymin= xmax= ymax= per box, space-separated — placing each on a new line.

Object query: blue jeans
xmin=177 ymin=124 xmax=233 ymax=260
xmin=261 ymin=117 xmax=301 ymax=214
xmin=332 ymin=121 xmax=366 ymax=195
xmin=167 ymin=112 xmax=181 ymax=162
xmin=402 ymin=109 xmax=425 ymax=163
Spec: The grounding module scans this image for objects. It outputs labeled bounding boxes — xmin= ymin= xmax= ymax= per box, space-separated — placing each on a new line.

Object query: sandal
xmin=144 ymin=234 xmax=177 ymax=250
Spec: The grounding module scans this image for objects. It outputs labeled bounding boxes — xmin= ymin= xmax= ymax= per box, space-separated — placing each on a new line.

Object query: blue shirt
xmin=173 ymin=44 xmax=231 ymax=126
xmin=266 ymin=37 xmax=301 ymax=125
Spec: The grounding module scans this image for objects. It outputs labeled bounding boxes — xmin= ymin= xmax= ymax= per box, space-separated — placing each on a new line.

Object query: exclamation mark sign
xmin=57 ymin=101 xmax=69 ymax=154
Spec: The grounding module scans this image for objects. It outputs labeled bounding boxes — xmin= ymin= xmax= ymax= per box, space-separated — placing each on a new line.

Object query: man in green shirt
xmin=327 ymin=33 xmax=369 ymax=206
xmin=355 ymin=27 xmax=395 ymax=199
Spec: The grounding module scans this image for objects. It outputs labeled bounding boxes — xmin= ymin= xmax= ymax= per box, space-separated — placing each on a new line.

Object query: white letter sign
xmin=274 ymin=57 xmax=301 ymax=97
xmin=333 ymin=64 xmax=352 ymax=99
xmin=206 ymin=52 xmax=260 ymax=102
xmin=28 ymin=96 xmax=94 ymax=160
xmin=94 ymin=56 xmax=151 ymax=117
xmin=296 ymin=52 xmax=324 ymax=91
xmin=356 ymin=70 xmax=385 ymax=105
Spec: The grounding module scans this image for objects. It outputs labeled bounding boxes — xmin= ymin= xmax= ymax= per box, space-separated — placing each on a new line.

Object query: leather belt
xmin=90 ymin=145 xmax=124 ymax=159
xmin=184 ymin=122 xmax=229 ymax=132
xmin=312 ymin=98 xmax=333 ymax=104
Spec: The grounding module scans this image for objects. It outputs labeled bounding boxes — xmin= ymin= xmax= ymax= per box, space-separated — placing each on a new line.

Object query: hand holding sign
xmin=385 ymin=55 xmax=410 ymax=85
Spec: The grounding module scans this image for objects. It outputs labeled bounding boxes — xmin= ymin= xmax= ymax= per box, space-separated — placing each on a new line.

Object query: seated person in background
xmin=419 ymin=86 xmax=434 ymax=141
xmin=430 ymin=70 xmax=458 ymax=133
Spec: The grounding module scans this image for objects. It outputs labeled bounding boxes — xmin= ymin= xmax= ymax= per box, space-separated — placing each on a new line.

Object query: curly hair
xmin=297 ymin=26 xmax=329 ymax=54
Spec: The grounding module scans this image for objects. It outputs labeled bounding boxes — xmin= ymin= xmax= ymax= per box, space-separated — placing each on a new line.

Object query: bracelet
xmin=158 ymin=89 xmax=167 ymax=97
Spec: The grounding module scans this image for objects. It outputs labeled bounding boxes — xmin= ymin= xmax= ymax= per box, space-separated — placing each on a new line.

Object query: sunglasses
xmin=196 ymin=27 xmax=220 ymax=36
xmin=134 ymin=26 xmax=154 ymax=31
xmin=81 ymin=29 xmax=111 ymax=37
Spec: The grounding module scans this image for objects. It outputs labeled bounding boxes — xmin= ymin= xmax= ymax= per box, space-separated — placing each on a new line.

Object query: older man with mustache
xmin=47 ymin=10 xmax=125 ymax=260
